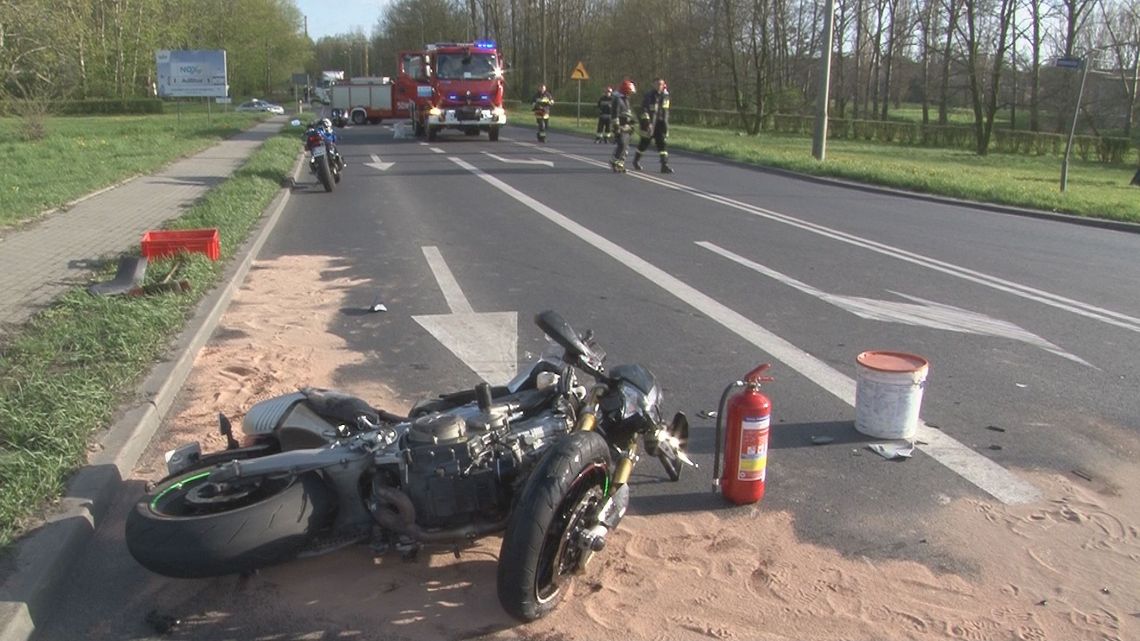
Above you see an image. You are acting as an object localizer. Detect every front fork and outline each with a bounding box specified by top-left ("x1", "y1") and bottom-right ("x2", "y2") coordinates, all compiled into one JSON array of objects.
[{"x1": 574, "y1": 385, "x2": 636, "y2": 572}]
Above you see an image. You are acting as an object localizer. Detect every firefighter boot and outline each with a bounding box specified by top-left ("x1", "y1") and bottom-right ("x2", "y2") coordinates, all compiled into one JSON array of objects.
[
  {"x1": 633, "y1": 151, "x2": 643, "y2": 171},
  {"x1": 594, "y1": 134, "x2": 602, "y2": 143},
  {"x1": 610, "y1": 158, "x2": 626, "y2": 173},
  {"x1": 660, "y1": 152, "x2": 673, "y2": 174}
]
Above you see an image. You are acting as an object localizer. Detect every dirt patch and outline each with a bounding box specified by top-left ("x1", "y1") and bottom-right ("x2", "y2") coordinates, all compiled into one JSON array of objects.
[{"x1": 135, "y1": 254, "x2": 1140, "y2": 641}]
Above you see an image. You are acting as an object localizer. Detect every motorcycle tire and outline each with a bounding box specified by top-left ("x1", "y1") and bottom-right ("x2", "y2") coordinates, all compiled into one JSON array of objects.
[
  {"x1": 125, "y1": 470, "x2": 335, "y2": 578},
  {"x1": 316, "y1": 154, "x2": 334, "y2": 192},
  {"x1": 497, "y1": 430, "x2": 612, "y2": 622}
]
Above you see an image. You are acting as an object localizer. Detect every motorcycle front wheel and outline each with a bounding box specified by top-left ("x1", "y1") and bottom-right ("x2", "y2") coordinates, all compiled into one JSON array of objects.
[
  {"x1": 497, "y1": 431, "x2": 612, "y2": 622},
  {"x1": 126, "y1": 470, "x2": 335, "y2": 578}
]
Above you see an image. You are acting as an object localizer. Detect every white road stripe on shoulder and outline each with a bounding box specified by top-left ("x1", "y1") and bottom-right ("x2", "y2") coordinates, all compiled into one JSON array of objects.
[{"x1": 449, "y1": 155, "x2": 1041, "y2": 505}]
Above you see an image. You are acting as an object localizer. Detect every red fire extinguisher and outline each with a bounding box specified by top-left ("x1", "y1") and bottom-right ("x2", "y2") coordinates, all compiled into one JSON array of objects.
[{"x1": 713, "y1": 364, "x2": 774, "y2": 505}]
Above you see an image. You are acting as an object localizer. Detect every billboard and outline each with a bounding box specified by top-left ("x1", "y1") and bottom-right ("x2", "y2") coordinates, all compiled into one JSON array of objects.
[{"x1": 156, "y1": 50, "x2": 228, "y2": 98}]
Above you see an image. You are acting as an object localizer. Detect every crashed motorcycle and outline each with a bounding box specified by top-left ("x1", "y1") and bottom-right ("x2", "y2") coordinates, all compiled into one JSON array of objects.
[
  {"x1": 302, "y1": 120, "x2": 343, "y2": 192},
  {"x1": 125, "y1": 310, "x2": 694, "y2": 621}
]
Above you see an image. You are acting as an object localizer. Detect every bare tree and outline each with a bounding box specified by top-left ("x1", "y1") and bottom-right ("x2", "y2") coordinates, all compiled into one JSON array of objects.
[
  {"x1": 1099, "y1": 0, "x2": 1140, "y2": 135},
  {"x1": 961, "y1": 0, "x2": 1017, "y2": 153}
]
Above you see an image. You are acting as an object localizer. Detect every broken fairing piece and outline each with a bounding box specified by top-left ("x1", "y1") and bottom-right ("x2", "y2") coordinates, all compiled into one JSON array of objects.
[
  {"x1": 867, "y1": 440, "x2": 915, "y2": 460},
  {"x1": 370, "y1": 303, "x2": 388, "y2": 313},
  {"x1": 88, "y1": 255, "x2": 148, "y2": 296}
]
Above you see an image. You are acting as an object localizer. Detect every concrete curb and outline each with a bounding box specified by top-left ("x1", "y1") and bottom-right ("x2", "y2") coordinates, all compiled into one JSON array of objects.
[{"x1": 0, "y1": 153, "x2": 305, "y2": 641}]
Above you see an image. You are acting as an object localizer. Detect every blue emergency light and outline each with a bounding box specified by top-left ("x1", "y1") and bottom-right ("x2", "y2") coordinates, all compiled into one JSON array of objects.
[{"x1": 474, "y1": 40, "x2": 496, "y2": 49}]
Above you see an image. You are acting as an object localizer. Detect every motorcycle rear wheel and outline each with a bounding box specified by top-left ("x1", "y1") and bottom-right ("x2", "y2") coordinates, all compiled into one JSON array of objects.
[
  {"x1": 316, "y1": 154, "x2": 334, "y2": 192},
  {"x1": 497, "y1": 431, "x2": 612, "y2": 622},
  {"x1": 126, "y1": 470, "x2": 334, "y2": 578}
]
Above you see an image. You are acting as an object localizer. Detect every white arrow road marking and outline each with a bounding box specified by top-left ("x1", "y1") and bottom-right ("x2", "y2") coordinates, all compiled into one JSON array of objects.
[
  {"x1": 364, "y1": 153, "x2": 394, "y2": 171},
  {"x1": 412, "y1": 246, "x2": 518, "y2": 385},
  {"x1": 521, "y1": 142, "x2": 1140, "y2": 335},
  {"x1": 447, "y1": 155, "x2": 1041, "y2": 505},
  {"x1": 429, "y1": 147, "x2": 445, "y2": 154},
  {"x1": 481, "y1": 152, "x2": 554, "y2": 167},
  {"x1": 697, "y1": 242, "x2": 1093, "y2": 368}
]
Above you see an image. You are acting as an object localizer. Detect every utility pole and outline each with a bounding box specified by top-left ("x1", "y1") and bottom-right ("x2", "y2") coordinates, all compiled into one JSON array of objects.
[{"x1": 812, "y1": 0, "x2": 836, "y2": 161}]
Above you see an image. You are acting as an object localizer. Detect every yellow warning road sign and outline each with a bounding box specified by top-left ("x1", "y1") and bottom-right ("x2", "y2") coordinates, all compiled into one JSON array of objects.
[{"x1": 570, "y1": 62, "x2": 589, "y2": 81}]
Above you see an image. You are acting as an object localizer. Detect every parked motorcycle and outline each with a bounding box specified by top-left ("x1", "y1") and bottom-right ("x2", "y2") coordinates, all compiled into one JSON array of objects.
[
  {"x1": 303, "y1": 118, "x2": 344, "y2": 192},
  {"x1": 125, "y1": 311, "x2": 694, "y2": 621}
]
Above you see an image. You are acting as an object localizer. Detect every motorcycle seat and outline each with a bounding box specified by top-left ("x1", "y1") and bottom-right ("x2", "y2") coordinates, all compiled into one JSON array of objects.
[{"x1": 300, "y1": 387, "x2": 405, "y2": 427}]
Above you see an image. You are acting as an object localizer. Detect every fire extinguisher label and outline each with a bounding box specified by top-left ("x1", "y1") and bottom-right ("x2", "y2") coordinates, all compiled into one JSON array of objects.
[{"x1": 738, "y1": 415, "x2": 770, "y2": 481}]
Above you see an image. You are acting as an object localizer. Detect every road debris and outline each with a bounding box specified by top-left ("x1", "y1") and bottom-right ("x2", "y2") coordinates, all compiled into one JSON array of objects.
[
  {"x1": 810, "y1": 435, "x2": 834, "y2": 445},
  {"x1": 986, "y1": 425, "x2": 1007, "y2": 433},
  {"x1": 1072, "y1": 469, "x2": 1094, "y2": 482},
  {"x1": 867, "y1": 441, "x2": 915, "y2": 460}
]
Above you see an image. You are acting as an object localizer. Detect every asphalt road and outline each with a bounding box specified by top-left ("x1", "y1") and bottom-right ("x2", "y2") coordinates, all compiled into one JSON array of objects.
[{"x1": 33, "y1": 122, "x2": 1140, "y2": 640}]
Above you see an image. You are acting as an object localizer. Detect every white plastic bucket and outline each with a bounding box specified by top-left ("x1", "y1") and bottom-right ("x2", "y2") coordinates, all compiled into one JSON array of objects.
[{"x1": 854, "y1": 351, "x2": 930, "y2": 440}]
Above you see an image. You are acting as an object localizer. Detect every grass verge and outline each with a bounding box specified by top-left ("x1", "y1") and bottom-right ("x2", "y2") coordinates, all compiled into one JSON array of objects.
[
  {"x1": 0, "y1": 128, "x2": 300, "y2": 551},
  {"x1": 535, "y1": 113, "x2": 1140, "y2": 224},
  {"x1": 0, "y1": 112, "x2": 267, "y2": 230}
]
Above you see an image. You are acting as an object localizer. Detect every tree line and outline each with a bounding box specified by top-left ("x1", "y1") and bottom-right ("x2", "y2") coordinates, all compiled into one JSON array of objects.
[
  {"x1": 4, "y1": 0, "x2": 1139, "y2": 155},
  {"x1": 352, "y1": 0, "x2": 1139, "y2": 154},
  {"x1": 1, "y1": 0, "x2": 310, "y2": 102}
]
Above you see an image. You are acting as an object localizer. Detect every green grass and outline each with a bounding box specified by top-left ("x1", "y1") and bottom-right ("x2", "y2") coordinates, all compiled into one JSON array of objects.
[
  {"x1": 535, "y1": 112, "x2": 1140, "y2": 223},
  {"x1": 0, "y1": 129, "x2": 299, "y2": 551},
  {"x1": 0, "y1": 111, "x2": 268, "y2": 229}
]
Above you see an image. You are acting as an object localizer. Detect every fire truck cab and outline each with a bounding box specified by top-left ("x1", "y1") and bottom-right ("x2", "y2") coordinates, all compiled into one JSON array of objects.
[{"x1": 417, "y1": 40, "x2": 507, "y2": 142}]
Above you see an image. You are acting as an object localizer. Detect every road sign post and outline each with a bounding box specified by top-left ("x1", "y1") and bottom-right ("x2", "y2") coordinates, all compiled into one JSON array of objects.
[
  {"x1": 1057, "y1": 55, "x2": 1089, "y2": 193},
  {"x1": 571, "y1": 61, "x2": 589, "y2": 127}
]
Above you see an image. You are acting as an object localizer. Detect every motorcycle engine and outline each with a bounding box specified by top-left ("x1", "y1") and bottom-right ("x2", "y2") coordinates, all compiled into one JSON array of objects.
[{"x1": 400, "y1": 406, "x2": 572, "y2": 529}]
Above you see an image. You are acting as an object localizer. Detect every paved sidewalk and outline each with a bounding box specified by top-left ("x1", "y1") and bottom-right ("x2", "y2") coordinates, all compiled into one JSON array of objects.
[
  {"x1": 0, "y1": 116, "x2": 285, "y2": 330},
  {"x1": 0, "y1": 117, "x2": 303, "y2": 641}
]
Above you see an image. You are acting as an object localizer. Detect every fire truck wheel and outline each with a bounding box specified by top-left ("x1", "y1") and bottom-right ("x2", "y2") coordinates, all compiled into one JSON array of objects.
[
  {"x1": 352, "y1": 111, "x2": 367, "y2": 125},
  {"x1": 427, "y1": 126, "x2": 440, "y2": 142},
  {"x1": 488, "y1": 126, "x2": 500, "y2": 142}
]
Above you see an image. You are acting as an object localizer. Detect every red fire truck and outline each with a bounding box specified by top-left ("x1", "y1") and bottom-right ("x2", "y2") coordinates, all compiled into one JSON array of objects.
[
  {"x1": 418, "y1": 40, "x2": 507, "y2": 141},
  {"x1": 328, "y1": 41, "x2": 506, "y2": 142}
]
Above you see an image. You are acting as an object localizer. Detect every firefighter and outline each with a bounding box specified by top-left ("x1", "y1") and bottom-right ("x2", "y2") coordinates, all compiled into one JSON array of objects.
[
  {"x1": 609, "y1": 79, "x2": 636, "y2": 173},
  {"x1": 595, "y1": 85, "x2": 614, "y2": 143},
  {"x1": 531, "y1": 84, "x2": 554, "y2": 142},
  {"x1": 634, "y1": 77, "x2": 673, "y2": 173}
]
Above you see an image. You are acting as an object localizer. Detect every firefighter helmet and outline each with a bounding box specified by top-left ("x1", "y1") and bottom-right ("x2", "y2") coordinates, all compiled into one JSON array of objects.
[{"x1": 620, "y1": 79, "x2": 636, "y2": 95}]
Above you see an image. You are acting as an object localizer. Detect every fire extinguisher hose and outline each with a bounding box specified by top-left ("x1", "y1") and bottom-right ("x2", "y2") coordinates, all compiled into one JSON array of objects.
[{"x1": 711, "y1": 380, "x2": 744, "y2": 492}]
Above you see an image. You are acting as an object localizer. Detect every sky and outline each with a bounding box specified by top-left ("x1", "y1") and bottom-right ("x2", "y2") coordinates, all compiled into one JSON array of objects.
[{"x1": 294, "y1": 0, "x2": 386, "y2": 40}]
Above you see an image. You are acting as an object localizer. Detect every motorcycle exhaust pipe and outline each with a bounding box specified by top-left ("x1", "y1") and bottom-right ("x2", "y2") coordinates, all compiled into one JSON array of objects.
[{"x1": 371, "y1": 485, "x2": 508, "y2": 544}]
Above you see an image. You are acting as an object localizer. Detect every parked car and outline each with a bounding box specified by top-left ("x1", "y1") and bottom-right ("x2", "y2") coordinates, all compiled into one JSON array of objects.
[{"x1": 236, "y1": 99, "x2": 285, "y2": 115}]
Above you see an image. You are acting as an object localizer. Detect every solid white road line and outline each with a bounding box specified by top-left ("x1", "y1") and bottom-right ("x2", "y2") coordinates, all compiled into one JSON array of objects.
[
  {"x1": 521, "y1": 142, "x2": 1140, "y2": 335},
  {"x1": 421, "y1": 246, "x2": 474, "y2": 314},
  {"x1": 449, "y1": 155, "x2": 1042, "y2": 505}
]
